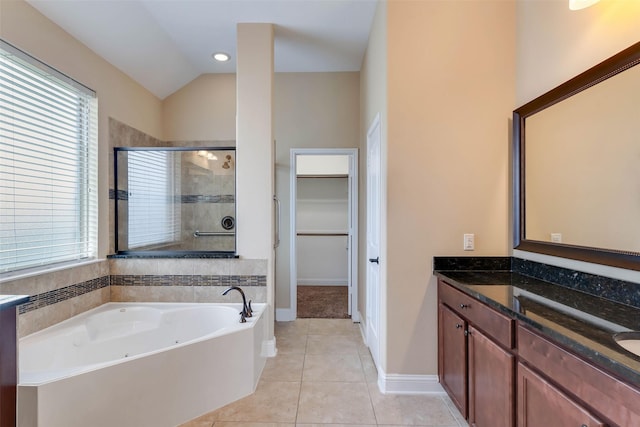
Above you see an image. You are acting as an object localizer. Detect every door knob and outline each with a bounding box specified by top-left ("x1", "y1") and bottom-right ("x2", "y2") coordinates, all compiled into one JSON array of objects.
[{"x1": 369, "y1": 257, "x2": 379, "y2": 264}]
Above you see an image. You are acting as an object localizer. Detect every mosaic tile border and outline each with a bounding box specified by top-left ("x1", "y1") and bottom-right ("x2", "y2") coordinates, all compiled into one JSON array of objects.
[
  {"x1": 110, "y1": 274, "x2": 266, "y2": 287},
  {"x1": 181, "y1": 194, "x2": 235, "y2": 204},
  {"x1": 19, "y1": 276, "x2": 110, "y2": 314},
  {"x1": 17, "y1": 274, "x2": 265, "y2": 315},
  {"x1": 108, "y1": 189, "x2": 234, "y2": 204}
]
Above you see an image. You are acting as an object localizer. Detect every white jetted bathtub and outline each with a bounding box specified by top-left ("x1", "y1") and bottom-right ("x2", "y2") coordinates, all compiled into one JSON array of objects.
[{"x1": 18, "y1": 302, "x2": 268, "y2": 427}]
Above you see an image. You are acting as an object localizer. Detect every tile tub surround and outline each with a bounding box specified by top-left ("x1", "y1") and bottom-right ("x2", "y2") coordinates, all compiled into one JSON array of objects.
[
  {"x1": 109, "y1": 258, "x2": 267, "y2": 304},
  {"x1": 2, "y1": 258, "x2": 267, "y2": 337},
  {"x1": 180, "y1": 319, "x2": 467, "y2": 427},
  {"x1": 434, "y1": 256, "x2": 640, "y2": 309},
  {"x1": 0, "y1": 260, "x2": 111, "y2": 337}
]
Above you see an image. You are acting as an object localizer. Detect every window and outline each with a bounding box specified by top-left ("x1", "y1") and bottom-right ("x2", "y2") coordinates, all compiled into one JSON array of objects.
[
  {"x1": 127, "y1": 150, "x2": 180, "y2": 249},
  {"x1": 0, "y1": 40, "x2": 98, "y2": 274}
]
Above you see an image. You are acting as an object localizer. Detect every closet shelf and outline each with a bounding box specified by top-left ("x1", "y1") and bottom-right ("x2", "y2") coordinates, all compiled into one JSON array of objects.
[
  {"x1": 297, "y1": 232, "x2": 348, "y2": 237},
  {"x1": 296, "y1": 174, "x2": 348, "y2": 179}
]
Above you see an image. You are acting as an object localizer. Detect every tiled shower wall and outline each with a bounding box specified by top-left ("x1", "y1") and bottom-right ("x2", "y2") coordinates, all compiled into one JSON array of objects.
[
  {"x1": 109, "y1": 118, "x2": 236, "y2": 253},
  {"x1": 109, "y1": 118, "x2": 165, "y2": 254},
  {"x1": 0, "y1": 258, "x2": 267, "y2": 338}
]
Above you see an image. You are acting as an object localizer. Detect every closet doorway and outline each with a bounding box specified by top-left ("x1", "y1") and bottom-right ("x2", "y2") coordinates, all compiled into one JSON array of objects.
[{"x1": 290, "y1": 149, "x2": 358, "y2": 321}]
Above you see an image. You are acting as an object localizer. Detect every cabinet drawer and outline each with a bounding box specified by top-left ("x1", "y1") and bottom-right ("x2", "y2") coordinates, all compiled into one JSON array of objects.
[
  {"x1": 439, "y1": 280, "x2": 514, "y2": 349},
  {"x1": 518, "y1": 324, "x2": 640, "y2": 427},
  {"x1": 517, "y1": 363, "x2": 605, "y2": 427}
]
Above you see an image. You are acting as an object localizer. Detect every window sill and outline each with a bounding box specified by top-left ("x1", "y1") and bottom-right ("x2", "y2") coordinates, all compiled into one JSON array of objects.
[{"x1": 0, "y1": 258, "x2": 106, "y2": 284}]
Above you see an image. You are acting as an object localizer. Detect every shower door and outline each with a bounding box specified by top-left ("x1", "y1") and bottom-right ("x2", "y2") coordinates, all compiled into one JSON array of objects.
[{"x1": 114, "y1": 147, "x2": 236, "y2": 254}]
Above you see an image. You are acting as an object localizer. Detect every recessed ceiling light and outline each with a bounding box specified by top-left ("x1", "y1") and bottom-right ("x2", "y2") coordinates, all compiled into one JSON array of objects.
[{"x1": 213, "y1": 52, "x2": 230, "y2": 62}]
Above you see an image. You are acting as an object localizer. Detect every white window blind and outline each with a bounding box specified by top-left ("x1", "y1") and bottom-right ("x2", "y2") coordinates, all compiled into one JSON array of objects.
[
  {"x1": 0, "y1": 40, "x2": 98, "y2": 274},
  {"x1": 127, "y1": 150, "x2": 180, "y2": 248}
]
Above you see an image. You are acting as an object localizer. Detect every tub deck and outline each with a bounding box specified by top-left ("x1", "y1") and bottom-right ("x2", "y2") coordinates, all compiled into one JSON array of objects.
[{"x1": 18, "y1": 302, "x2": 268, "y2": 427}]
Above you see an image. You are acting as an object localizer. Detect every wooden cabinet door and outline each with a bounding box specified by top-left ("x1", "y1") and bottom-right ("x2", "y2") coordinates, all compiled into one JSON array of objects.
[
  {"x1": 438, "y1": 303, "x2": 467, "y2": 418},
  {"x1": 517, "y1": 363, "x2": 606, "y2": 427},
  {"x1": 468, "y1": 325, "x2": 514, "y2": 427},
  {"x1": 0, "y1": 307, "x2": 18, "y2": 427}
]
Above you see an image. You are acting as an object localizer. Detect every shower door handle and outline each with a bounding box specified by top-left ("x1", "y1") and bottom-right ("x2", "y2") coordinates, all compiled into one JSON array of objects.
[{"x1": 274, "y1": 195, "x2": 281, "y2": 249}]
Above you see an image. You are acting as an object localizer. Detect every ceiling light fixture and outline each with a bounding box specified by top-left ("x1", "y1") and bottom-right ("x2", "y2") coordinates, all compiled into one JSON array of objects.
[
  {"x1": 569, "y1": 0, "x2": 599, "y2": 10},
  {"x1": 213, "y1": 52, "x2": 230, "y2": 62}
]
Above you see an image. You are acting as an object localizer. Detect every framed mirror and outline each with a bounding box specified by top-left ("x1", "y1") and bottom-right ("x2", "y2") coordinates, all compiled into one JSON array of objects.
[{"x1": 514, "y1": 41, "x2": 640, "y2": 270}]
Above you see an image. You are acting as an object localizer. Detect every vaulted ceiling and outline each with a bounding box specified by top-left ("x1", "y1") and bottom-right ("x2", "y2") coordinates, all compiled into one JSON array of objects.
[{"x1": 27, "y1": 0, "x2": 378, "y2": 99}]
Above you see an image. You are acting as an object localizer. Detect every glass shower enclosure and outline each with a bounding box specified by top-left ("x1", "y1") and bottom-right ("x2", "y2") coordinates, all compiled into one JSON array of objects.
[{"x1": 114, "y1": 147, "x2": 236, "y2": 255}]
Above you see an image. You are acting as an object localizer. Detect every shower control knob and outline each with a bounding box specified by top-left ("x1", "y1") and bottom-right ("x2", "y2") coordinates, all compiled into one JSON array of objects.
[{"x1": 221, "y1": 216, "x2": 235, "y2": 230}]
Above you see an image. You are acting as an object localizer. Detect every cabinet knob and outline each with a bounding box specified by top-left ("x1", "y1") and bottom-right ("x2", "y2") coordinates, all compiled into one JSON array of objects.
[
  {"x1": 455, "y1": 323, "x2": 462, "y2": 329},
  {"x1": 460, "y1": 303, "x2": 469, "y2": 309}
]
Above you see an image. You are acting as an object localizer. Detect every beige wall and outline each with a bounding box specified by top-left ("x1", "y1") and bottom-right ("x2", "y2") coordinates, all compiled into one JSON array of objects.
[
  {"x1": 359, "y1": 0, "x2": 388, "y2": 366},
  {"x1": 515, "y1": 0, "x2": 640, "y2": 283},
  {"x1": 151, "y1": 70, "x2": 361, "y2": 311},
  {"x1": 0, "y1": 0, "x2": 163, "y2": 261},
  {"x1": 0, "y1": 0, "x2": 164, "y2": 330},
  {"x1": 163, "y1": 73, "x2": 237, "y2": 141},
  {"x1": 516, "y1": 0, "x2": 640, "y2": 106},
  {"x1": 236, "y1": 23, "x2": 274, "y2": 262},
  {"x1": 274, "y1": 72, "x2": 360, "y2": 309},
  {"x1": 235, "y1": 23, "x2": 276, "y2": 339},
  {"x1": 383, "y1": 0, "x2": 516, "y2": 376}
]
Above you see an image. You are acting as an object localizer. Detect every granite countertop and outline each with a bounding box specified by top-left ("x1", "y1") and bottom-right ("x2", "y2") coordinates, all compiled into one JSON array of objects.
[
  {"x1": 0, "y1": 294, "x2": 29, "y2": 310},
  {"x1": 434, "y1": 269, "x2": 640, "y2": 388},
  {"x1": 108, "y1": 252, "x2": 238, "y2": 259}
]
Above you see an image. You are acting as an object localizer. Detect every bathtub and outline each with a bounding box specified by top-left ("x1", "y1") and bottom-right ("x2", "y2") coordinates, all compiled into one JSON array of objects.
[{"x1": 18, "y1": 302, "x2": 268, "y2": 427}]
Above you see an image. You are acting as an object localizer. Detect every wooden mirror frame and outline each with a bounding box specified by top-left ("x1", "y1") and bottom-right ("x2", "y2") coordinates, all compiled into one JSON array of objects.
[{"x1": 513, "y1": 41, "x2": 640, "y2": 270}]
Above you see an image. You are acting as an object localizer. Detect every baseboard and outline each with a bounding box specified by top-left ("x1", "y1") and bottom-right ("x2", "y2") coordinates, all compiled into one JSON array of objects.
[
  {"x1": 376, "y1": 370, "x2": 445, "y2": 395},
  {"x1": 275, "y1": 308, "x2": 296, "y2": 321},
  {"x1": 297, "y1": 279, "x2": 348, "y2": 286},
  {"x1": 262, "y1": 337, "x2": 277, "y2": 358}
]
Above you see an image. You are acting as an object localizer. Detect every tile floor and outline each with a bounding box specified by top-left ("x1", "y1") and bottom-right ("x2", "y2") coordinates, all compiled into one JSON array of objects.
[{"x1": 180, "y1": 318, "x2": 466, "y2": 427}]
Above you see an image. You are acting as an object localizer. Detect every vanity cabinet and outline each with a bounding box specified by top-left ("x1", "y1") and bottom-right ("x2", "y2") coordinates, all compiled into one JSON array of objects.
[
  {"x1": 438, "y1": 304, "x2": 467, "y2": 416},
  {"x1": 0, "y1": 302, "x2": 21, "y2": 427},
  {"x1": 518, "y1": 324, "x2": 640, "y2": 427},
  {"x1": 438, "y1": 280, "x2": 515, "y2": 427},
  {"x1": 468, "y1": 325, "x2": 514, "y2": 427},
  {"x1": 517, "y1": 362, "x2": 605, "y2": 427}
]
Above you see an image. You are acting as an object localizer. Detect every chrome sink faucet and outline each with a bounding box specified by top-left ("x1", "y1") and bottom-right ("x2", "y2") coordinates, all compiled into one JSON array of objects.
[{"x1": 222, "y1": 286, "x2": 252, "y2": 323}]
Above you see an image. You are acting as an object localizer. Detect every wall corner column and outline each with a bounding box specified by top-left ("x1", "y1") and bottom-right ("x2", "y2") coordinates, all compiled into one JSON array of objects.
[{"x1": 236, "y1": 23, "x2": 276, "y2": 335}]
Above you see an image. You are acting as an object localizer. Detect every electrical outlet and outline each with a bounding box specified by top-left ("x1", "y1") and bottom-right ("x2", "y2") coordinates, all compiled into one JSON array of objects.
[
  {"x1": 464, "y1": 234, "x2": 475, "y2": 251},
  {"x1": 551, "y1": 233, "x2": 562, "y2": 243}
]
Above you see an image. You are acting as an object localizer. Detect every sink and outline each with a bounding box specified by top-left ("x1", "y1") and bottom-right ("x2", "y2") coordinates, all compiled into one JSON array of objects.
[{"x1": 613, "y1": 332, "x2": 640, "y2": 357}]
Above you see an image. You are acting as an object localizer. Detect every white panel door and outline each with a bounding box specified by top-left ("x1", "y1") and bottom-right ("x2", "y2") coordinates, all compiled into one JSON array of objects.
[{"x1": 366, "y1": 114, "x2": 381, "y2": 367}]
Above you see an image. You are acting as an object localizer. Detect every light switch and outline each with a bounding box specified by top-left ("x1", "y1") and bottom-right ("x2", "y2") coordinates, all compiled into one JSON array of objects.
[{"x1": 464, "y1": 234, "x2": 475, "y2": 251}]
